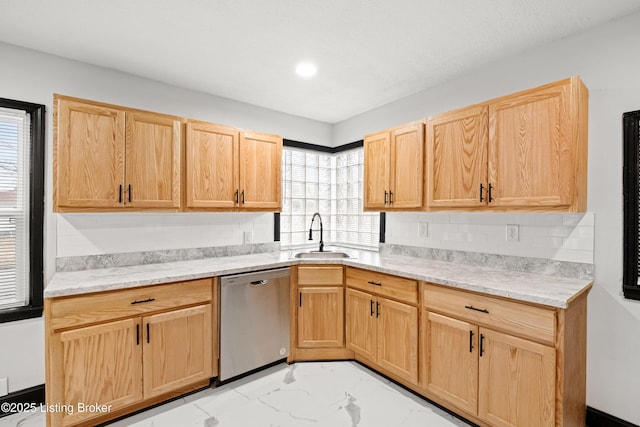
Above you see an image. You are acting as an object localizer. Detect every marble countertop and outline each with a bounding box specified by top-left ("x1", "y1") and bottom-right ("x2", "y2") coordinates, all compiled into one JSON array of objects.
[{"x1": 45, "y1": 248, "x2": 592, "y2": 308}]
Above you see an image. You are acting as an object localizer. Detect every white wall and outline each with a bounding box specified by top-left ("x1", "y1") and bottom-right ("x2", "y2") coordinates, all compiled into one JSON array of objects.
[
  {"x1": 0, "y1": 41, "x2": 332, "y2": 394},
  {"x1": 335, "y1": 12, "x2": 640, "y2": 424}
]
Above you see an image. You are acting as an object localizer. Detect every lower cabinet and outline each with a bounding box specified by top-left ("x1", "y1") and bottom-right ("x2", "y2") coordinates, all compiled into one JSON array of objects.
[
  {"x1": 45, "y1": 278, "x2": 215, "y2": 427},
  {"x1": 292, "y1": 265, "x2": 348, "y2": 360},
  {"x1": 297, "y1": 286, "x2": 344, "y2": 348},
  {"x1": 345, "y1": 285, "x2": 419, "y2": 384},
  {"x1": 423, "y1": 311, "x2": 556, "y2": 426}
]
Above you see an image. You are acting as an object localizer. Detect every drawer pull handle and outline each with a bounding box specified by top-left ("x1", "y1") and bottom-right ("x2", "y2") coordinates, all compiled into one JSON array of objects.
[
  {"x1": 131, "y1": 298, "x2": 156, "y2": 305},
  {"x1": 465, "y1": 305, "x2": 489, "y2": 314},
  {"x1": 367, "y1": 281, "x2": 382, "y2": 286}
]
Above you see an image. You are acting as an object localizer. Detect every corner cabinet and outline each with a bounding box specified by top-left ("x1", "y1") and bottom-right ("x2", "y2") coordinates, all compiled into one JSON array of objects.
[
  {"x1": 290, "y1": 265, "x2": 352, "y2": 361},
  {"x1": 364, "y1": 121, "x2": 424, "y2": 211},
  {"x1": 425, "y1": 76, "x2": 588, "y2": 212},
  {"x1": 185, "y1": 121, "x2": 282, "y2": 211},
  {"x1": 54, "y1": 95, "x2": 181, "y2": 212},
  {"x1": 45, "y1": 278, "x2": 217, "y2": 427},
  {"x1": 345, "y1": 267, "x2": 419, "y2": 384}
]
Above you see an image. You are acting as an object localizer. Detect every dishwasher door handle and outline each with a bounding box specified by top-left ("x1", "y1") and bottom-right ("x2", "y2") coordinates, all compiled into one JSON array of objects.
[{"x1": 250, "y1": 279, "x2": 269, "y2": 287}]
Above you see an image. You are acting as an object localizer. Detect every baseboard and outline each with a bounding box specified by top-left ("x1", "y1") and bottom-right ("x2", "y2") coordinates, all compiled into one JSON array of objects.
[
  {"x1": 587, "y1": 406, "x2": 639, "y2": 427},
  {"x1": 0, "y1": 384, "x2": 45, "y2": 418}
]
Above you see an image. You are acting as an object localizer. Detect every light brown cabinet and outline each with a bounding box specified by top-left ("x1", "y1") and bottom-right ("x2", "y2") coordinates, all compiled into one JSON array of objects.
[
  {"x1": 45, "y1": 278, "x2": 216, "y2": 427},
  {"x1": 294, "y1": 266, "x2": 344, "y2": 349},
  {"x1": 345, "y1": 268, "x2": 419, "y2": 384},
  {"x1": 426, "y1": 76, "x2": 588, "y2": 212},
  {"x1": 54, "y1": 95, "x2": 181, "y2": 212},
  {"x1": 364, "y1": 121, "x2": 424, "y2": 210},
  {"x1": 421, "y1": 282, "x2": 585, "y2": 427},
  {"x1": 185, "y1": 122, "x2": 282, "y2": 211}
]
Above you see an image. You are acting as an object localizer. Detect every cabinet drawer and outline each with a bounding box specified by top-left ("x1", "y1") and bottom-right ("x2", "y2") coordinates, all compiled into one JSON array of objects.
[
  {"x1": 423, "y1": 283, "x2": 555, "y2": 344},
  {"x1": 49, "y1": 278, "x2": 213, "y2": 331},
  {"x1": 346, "y1": 267, "x2": 418, "y2": 305},
  {"x1": 297, "y1": 266, "x2": 344, "y2": 286}
]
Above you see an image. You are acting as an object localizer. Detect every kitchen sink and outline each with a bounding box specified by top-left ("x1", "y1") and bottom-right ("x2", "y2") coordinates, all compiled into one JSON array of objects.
[{"x1": 293, "y1": 251, "x2": 351, "y2": 259}]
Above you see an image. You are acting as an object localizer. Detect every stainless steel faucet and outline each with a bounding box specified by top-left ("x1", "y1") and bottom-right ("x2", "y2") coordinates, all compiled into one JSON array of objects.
[{"x1": 308, "y1": 212, "x2": 324, "y2": 252}]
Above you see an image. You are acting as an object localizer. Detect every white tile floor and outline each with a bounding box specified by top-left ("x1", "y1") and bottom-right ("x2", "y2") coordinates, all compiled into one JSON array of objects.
[{"x1": 0, "y1": 362, "x2": 473, "y2": 427}]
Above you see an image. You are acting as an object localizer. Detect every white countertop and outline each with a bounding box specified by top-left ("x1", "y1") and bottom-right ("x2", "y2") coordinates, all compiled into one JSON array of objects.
[{"x1": 45, "y1": 248, "x2": 592, "y2": 308}]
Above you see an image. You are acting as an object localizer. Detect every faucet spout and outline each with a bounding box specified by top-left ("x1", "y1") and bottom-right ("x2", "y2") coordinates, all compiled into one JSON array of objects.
[{"x1": 308, "y1": 212, "x2": 324, "y2": 252}]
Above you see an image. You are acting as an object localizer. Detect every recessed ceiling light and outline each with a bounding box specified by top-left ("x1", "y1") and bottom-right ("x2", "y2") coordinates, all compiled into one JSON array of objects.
[{"x1": 295, "y1": 62, "x2": 317, "y2": 78}]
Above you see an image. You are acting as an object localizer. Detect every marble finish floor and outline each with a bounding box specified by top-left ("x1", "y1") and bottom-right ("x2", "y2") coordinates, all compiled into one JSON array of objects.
[{"x1": 0, "y1": 362, "x2": 473, "y2": 427}]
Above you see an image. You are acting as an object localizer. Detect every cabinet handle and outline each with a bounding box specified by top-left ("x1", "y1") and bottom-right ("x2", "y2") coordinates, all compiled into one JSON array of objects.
[
  {"x1": 479, "y1": 183, "x2": 484, "y2": 202},
  {"x1": 128, "y1": 184, "x2": 132, "y2": 203},
  {"x1": 118, "y1": 185, "x2": 123, "y2": 203},
  {"x1": 242, "y1": 189, "x2": 245, "y2": 204},
  {"x1": 480, "y1": 333, "x2": 485, "y2": 357},
  {"x1": 370, "y1": 299, "x2": 374, "y2": 316},
  {"x1": 376, "y1": 301, "x2": 380, "y2": 318},
  {"x1": 367, "y1": 281, "x2": 382, "y2": 287},
  {"x1": 146, "y1": 323, "x2": 150, "y2": 344},
  {"x1": 389, "y1": 191, "x2": 393, "y2": 204},
  {"x1": 465, "y1": 305, "x2": 489, "y2": 314},
  {"x1": 488, "y1": 183, "x2": 494, "y2": 203},
  {"x1": 469, "y1": 330, "x2": 474, "y2": 353},
  {"x1": 384, "y1": 191, "x2": 388, "y2": 205},
  {"x1": 131, "y1": 298, "x2": 156, "y2": 305},
  {"x1": 136, "y1": 324, "x2": 140, "y2": 345},
  {"x1": 299, "y1": 292, "x2": 302, "y2": 307},
  {"x1": 235, "y1": 189, "x2": 239, "y2": 204}
]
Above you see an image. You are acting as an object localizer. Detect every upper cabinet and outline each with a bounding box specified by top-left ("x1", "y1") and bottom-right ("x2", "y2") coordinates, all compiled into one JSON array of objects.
[
  {"x1": 426, "y1": 76, "x2": 588, "y2": 212},
  {"x1": 185, "y1": 122, "x2": 282, "y2": 211},
  {"x1": 364, "y1": 121, "x2": 424, "y2": 211},
  {"x1": 54, "y1": 95, "x2": 181, "y2": 212},
  {"x1": 54, "y1": 95, "x2": 282, "y2": 212}
]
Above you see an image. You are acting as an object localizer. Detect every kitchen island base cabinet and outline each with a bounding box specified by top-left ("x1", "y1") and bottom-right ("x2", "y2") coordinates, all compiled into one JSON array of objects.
[{"x1": 45, "y1": 278, "x2": 216, "y2": 427}]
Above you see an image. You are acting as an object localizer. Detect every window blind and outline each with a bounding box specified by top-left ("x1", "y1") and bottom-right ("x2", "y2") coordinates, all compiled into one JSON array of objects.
[
  {"x1": 281, "y1": 146, "x2": 379, "y2": 249},
  {"x1": 0, "y1": 107, "x2": 30, "y2": 310}
]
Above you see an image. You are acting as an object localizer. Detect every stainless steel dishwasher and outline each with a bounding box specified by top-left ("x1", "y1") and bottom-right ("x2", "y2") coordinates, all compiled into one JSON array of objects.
[{"x1": 219, "y1": 267, "x2": 290, "y2": 381}]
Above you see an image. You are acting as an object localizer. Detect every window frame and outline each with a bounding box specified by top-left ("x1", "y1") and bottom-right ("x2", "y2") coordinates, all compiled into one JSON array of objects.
[
  {"x1": 623, "y1": 109, "x2": 640, "y2": 301},
  {"x1": 0, "y1": 98, "x2": 45, "y2": 323},
  {"x1": 277, "y1": 139, "x2": 385, "y2": 248}
]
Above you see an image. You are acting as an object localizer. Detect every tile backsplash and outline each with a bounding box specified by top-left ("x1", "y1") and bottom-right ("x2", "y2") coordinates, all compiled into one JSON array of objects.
[
  {"x1": 56, "y1": 212, "x2": 274, "y2": 257},
  {"x1": 386, "y1": 212, "x2": 594, "y2": 264}
]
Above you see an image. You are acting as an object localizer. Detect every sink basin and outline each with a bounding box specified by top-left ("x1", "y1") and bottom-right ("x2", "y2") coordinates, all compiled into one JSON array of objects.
[{"x1": 293, "y1": 251, "x2": 351, "y2": 259}]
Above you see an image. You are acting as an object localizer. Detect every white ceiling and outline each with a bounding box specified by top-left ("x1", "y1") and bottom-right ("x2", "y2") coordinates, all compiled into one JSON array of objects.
[{"x1": 1, "y1": 0, "x2": 640, "y2": 123}]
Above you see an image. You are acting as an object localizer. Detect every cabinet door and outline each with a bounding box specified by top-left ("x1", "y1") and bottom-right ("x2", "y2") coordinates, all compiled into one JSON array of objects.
[
  {"x1": 54, "y1": 318, "x2": 142, "y2": 426},
  {"x1": 345, "y1": 288, "x2": 377, "y2": 360},
  {"x1": 488, "y1": 80, "x2": 573, "y2": 208},
  {"x1": 389, "y1": 122, "x2": 424, "y2": 208},
  {"x1": 239, "y1": 131, "x2": 282, "y2": 209},
  {"x1": 427, "y1": 105, "x2": 488, "y2": 208},
  {"x1": 143, "y1": 305, "x2": 212, "y2": 398},
  {"x1": 478, "y1": 328, "x2": 556, "y2": 427},
  {"x1": 125, "y1": 112, "x2": 181, "y2": 208},
  {"x1": 56, "y1": 99, "x2": 125, "y2": 209},
  {"x1": 377, "y1": 297, "x2": 418, "y2": 383},
  {"x1": 297, "y1": 287, "x2": 344, "y2": 348},
  {"x1": 363, "y1": 130, "x2": 390, "y2": 210},
  {"x1": 423, "y1": 312, "x2": 478, "y2": 415},
  {"x1": 186, "y1": 122, "x2": 239, "y2": 209}
]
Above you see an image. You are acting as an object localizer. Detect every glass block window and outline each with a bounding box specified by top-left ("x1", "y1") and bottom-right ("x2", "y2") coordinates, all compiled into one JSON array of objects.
[{"x1": 281, "y1": 146, "x2": 379, "y2": 250}]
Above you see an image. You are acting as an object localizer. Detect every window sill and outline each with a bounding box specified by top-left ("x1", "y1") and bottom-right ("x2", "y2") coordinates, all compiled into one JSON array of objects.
[{"x1": 0, "y1": 305, "x2": 43, "y2": 324}]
